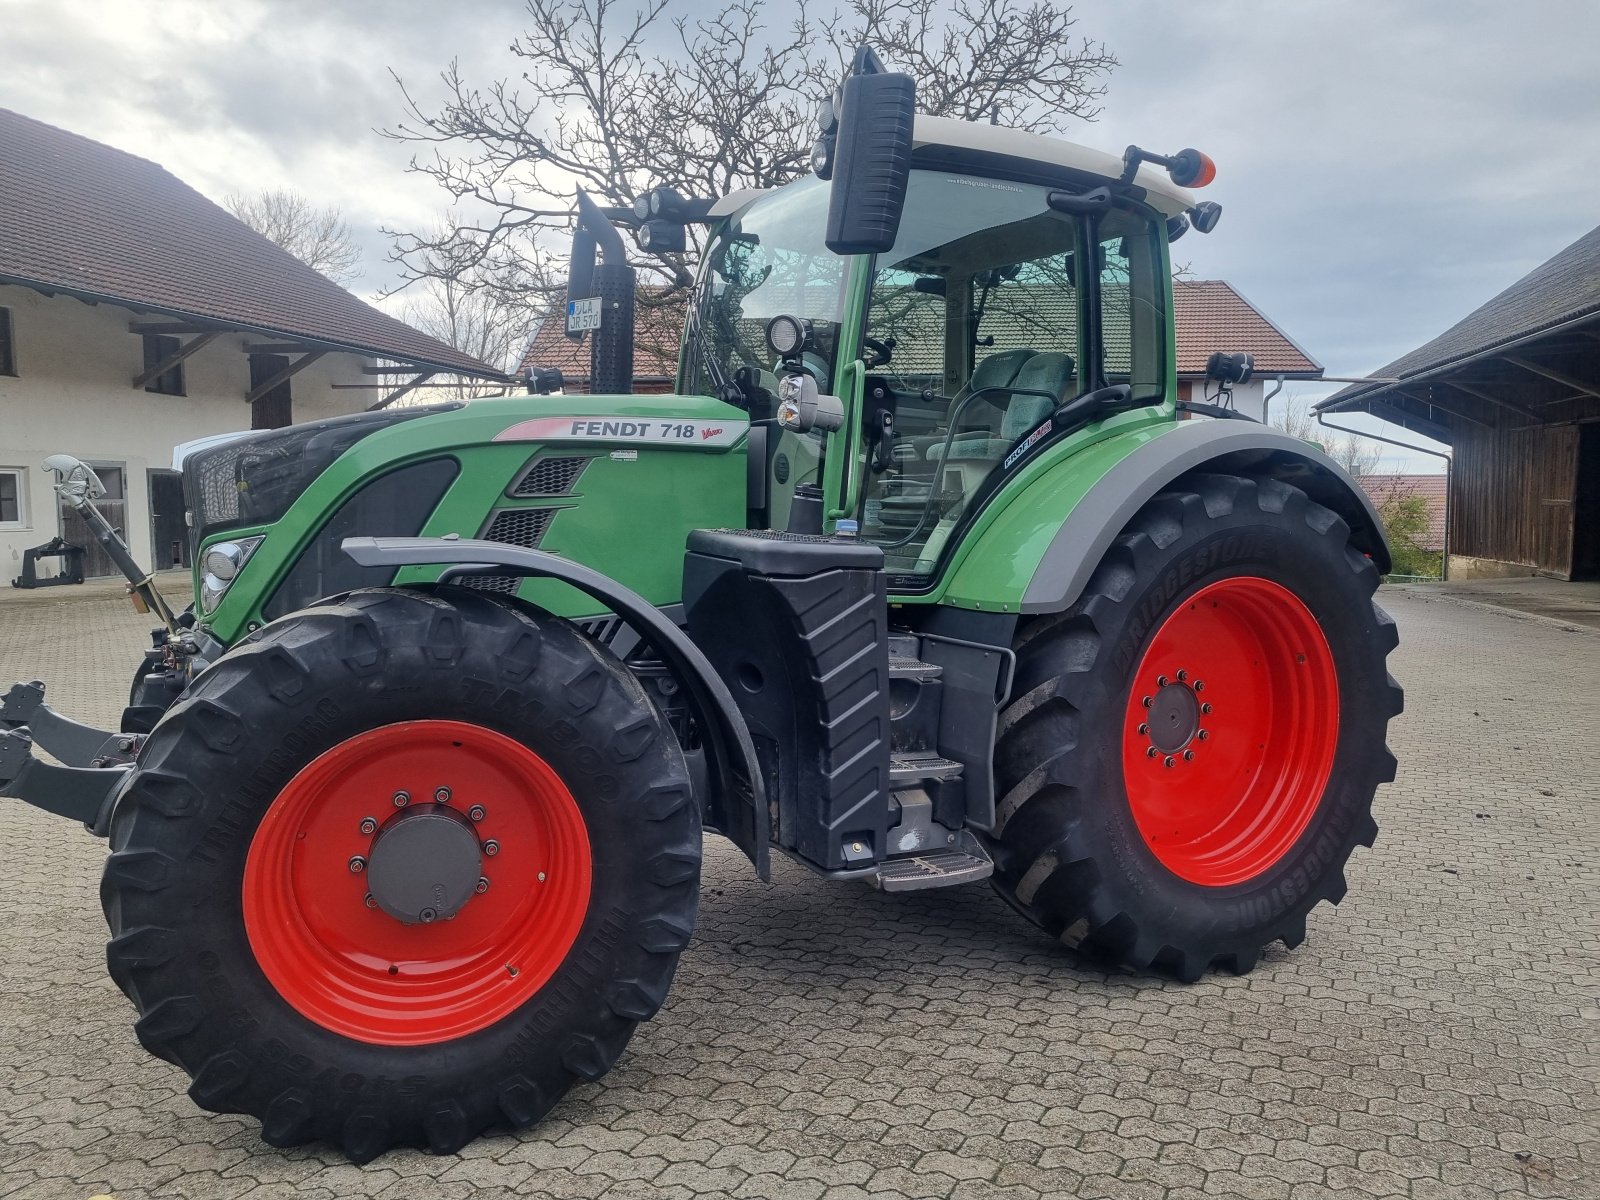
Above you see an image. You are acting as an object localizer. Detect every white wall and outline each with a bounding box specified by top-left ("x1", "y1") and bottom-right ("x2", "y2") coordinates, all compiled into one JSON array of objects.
[{"x1": 0, "y1": 284, "x2": 374, "y2": 578}]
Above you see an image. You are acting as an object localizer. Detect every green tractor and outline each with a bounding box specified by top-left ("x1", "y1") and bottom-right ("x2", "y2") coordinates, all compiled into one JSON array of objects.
[{"x1": 2, "y1": 51, "x2": 1399, "y2": 1161}]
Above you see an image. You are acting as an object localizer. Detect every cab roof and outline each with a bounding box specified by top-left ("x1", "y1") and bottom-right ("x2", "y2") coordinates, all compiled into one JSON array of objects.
[{"x1": 707, "y1": 114, "x2": 1199, "y2": 221}]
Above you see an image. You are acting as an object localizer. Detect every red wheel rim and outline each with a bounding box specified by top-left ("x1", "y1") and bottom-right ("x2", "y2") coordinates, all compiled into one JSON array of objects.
[
  {"x1": 1121, "y1": 576, "x2": 1339, "y2": 887},
  {"x1": 242, "y1": 720, "x2": 591, "y2": 1045}
]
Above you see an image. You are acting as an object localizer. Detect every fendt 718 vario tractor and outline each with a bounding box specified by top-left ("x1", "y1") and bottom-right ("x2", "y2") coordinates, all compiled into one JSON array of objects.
[{"x1": 2, "y1": 52, "x2": 1399, "y2": 1160}]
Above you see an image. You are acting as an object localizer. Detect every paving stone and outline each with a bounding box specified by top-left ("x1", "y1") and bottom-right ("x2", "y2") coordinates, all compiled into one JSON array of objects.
[{"x1": 1, "y1": 583, "x2": 1596, "y2": 1200}]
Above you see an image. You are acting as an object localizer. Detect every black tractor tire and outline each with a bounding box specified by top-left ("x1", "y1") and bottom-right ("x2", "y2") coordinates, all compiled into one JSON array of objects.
[
  {"x1": 102, "y1": 587, "x2": 700, "y2": 1161},
  {"x1": 989, "y1": 473, "x2": 1401, "y2": 981}
]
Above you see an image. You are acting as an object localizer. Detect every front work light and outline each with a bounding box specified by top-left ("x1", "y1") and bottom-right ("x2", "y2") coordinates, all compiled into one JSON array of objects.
[
  {"x1": 777, "y1": 372, "x2": 845, "y2": 433},
  {"x1": 766, "y1": 314, "x2": 812, "y2": 360}
]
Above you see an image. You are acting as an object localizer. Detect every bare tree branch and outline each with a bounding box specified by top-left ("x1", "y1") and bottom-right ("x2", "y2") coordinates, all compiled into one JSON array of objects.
[
  {"x1": 225, "y1": 189, "x2": 364, "y2": 285},
  {"x1": 383, "y1": 0, "x2": 1116, "y2": 314}
]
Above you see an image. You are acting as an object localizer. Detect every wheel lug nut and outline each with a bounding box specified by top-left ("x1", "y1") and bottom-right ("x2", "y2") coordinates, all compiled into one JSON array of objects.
[
  {"x1": 348, "y1": 856, "x2": 366, "y2": 874},
  {"x1": 1176, "y1": 669, "x2": 1188, "y2": 682},
  {"x1": 1183, "y1": 750, "x2": 1195, "y2": 761},
  {"x1": 1137, "y1": 723, "x2": 1148, "y2": 735},
  {"x1": 419, "y1": 908, "x2": 437, "y2": 924},
  {"x1": 1193, "y1": 681, "x2": 1205, "y2": 692},
  {"x1": 476, "y1": 877, "x2": 490, "y2": 894},
  {"x1": 1141, "y1": 696, "x2": 1153, "y2": 708},
  {"x1": 434, "y1": 787, "x2": 452, "y2": 804},
  {"x1": 1201, "y1": 702, "x2": 1213, "y2": 715},
  {"x1": 359, "y1": 816, "x2": 377, "y2": 836},
  {"x1": 1146, "y1": 746, "x2": 1159, "y2": 759},
  {"x1": 393, "y1": 791, "x2": 410, "y2": 808},
  {"x1": 1163, "y1": 756, "x2": 1176, "y2": 769},
  {"x1": 364, "y1": 893, "x2": 377, "y2": 909},
  {"x1": 1157, "y1": 675, "x2": 1169, "y2": 687},
  {"x1": 468, "y1": 805, "x2": 486, "y2": 823},
  {"x1": 483, "y1": 839, "x2": 501, "y2": 857},
  {"x1": 1198, "y1": 729, "x2": 1209, "y2": 741}
]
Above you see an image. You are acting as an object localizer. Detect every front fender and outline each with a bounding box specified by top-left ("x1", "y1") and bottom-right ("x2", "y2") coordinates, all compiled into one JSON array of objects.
[
  {"x1": 1017, "y1": 421, "x2": 1391, "y2": 614},
  {"x1": 342, "y1": 536, "x2": 769, "y2": 878}
]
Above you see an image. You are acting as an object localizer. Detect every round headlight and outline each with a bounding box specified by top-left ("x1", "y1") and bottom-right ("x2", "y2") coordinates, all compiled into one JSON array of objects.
[
  {"x1": 810, "y1": 136, "x2": 834, "y2": 180},
  {"x1": 202, "y1": 542, "x2": 243, "y2": 582},
  {"x1": 765, "y1": 314, "x2": 810, "y2": 359}
]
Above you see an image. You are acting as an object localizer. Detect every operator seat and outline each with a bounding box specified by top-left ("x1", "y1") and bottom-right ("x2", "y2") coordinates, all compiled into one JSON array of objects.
[
  {"x1": 935, "y1": 351, "x2": 1077, "y2": 463},
  {"x1": 904, "y1": 348, "x2": 1035, "y2": 462}
]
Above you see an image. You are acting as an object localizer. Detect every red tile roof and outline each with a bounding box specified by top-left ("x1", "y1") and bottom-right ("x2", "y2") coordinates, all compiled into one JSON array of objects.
[
  {"x1": 1173, "y1": 280, "x2": 1321, "y2": 376},
  {"x1": 518, "y1": 301, "x2": 686, "y2": 383},
  {"x1": 0, "y1": 107, "x2": 498, "y2": 377},
  {"x1": 1359, "y1": 473, "x2": 1447, "y2": 550},
  {"x1": 526, "y1": 279, "x2": 1320, "y2": 386}
]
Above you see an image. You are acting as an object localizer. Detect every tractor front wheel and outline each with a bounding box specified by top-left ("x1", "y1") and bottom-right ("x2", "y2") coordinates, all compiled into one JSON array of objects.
[
  {"x1": 990, "y1": 473, "x2": 1401, "y2": 980},
  {"x1": 102, "y1": 588, "x2": 699, "y2": 1160}
]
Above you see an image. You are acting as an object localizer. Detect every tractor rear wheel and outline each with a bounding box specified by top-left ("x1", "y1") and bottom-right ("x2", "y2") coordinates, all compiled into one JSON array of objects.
[
  {"x1": 989, "y1": 473, "x2": 1401, "y2": 980},
  {"x1": 102, "y1": 587, "x2": 699, "y2": 1160}
]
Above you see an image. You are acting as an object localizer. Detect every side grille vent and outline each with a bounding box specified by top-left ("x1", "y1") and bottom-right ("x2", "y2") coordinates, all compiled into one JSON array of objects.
[
  {"x1": 483, "y1": 507, "x2": 556, "y2": 550},
  {"x1": 512, "y1": 456, "x2": 590, "y2": 497},
  {"x1": 458, "y1": 575, "x2": 520, "y2": 594},
  {"x1": 576, "y1": 615, "x2": 625, "y2": 645},
  {"x1": 462, "y1": 506, "x2": 559, "y2": 594}
]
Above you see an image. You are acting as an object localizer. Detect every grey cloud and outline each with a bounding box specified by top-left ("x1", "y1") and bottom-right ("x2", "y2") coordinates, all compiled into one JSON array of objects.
[{"x1": 3, "y1": 0, "x2": 1596, "y2": 455}]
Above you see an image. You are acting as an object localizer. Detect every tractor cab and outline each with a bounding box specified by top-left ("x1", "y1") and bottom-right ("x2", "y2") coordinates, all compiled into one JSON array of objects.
[{"x1": 680, "y1": 145, "x2": 1184, "y2": 580}]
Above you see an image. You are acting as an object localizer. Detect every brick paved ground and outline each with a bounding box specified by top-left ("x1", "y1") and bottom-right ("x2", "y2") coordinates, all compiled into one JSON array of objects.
[{"x1": 1, "y1": 585, "x2": 1595, "y2": 1200}]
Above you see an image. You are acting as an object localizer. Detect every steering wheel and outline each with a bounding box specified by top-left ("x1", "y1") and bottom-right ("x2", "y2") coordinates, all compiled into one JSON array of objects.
[{"x1": 863, "y1": 336, "x2": 895, "y2": 368}]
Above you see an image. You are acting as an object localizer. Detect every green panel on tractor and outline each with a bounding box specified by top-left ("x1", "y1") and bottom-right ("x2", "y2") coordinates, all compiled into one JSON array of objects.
[
  {"x1": 921, "y1": 407, "x2": 1178, "y2": 612},
  {"x1": 201, "y1": 394, "x2": 749, "y2": 644}
]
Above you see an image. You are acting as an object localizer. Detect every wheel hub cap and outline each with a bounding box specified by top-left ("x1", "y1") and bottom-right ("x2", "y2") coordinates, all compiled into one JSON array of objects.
[
  {"x1": 1146, "y1": 682, "x2": 1200, "y2": 753},
  {"x1": 367, "y1": 805, "x2": 483, "y2": 924}
]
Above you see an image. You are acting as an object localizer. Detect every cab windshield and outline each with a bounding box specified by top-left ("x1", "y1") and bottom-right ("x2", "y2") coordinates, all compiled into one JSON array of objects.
[
  {"x1": 684, "y1": 176, "x2": 847, "y2": 400},
  {"x1": 861, "y1": 171, "x2": 1167, "y2": 579}
]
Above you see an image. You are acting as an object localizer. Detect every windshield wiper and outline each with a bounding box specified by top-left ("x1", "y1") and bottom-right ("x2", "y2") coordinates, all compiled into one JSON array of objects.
[{"x1": 684, "y1": 286, "x2": 746, "y2": 408}]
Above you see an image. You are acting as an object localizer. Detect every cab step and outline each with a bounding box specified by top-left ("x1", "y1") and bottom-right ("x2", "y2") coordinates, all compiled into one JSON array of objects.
[
  {"x1": 887, "y1": 654, "x2": 943, "y2": 682},
  {"x1": 871, "y1": 830, "x2": 994, "y2": 892},
  {"x1": 889, "y1": 751, "x2": 963, "y2": 785}
]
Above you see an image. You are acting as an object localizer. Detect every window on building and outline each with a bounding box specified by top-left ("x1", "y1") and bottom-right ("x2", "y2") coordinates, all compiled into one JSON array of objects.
[
  {"x1": 0, "y1": 469, "x2": 25, "y2": 528},
  {"x1": 142, "y1": 333, "x2": 186, "y2": 395},
  {"x1": 0, "y1": 307, "x2": 15, "y2": 376}
]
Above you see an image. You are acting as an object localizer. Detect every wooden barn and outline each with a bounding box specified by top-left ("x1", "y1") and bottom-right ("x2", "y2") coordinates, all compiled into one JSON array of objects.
[{"x1": 1319, "y1": 224, "x2": 1600, "y2": 581}]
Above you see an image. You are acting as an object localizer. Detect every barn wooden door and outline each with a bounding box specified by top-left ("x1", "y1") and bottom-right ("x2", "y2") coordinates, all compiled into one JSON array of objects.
[
  {"x1": 250, "y1": 353, "x2": 293, "y2": 430},
  {"x1": 147, "y1": 468, "x2": 189, "y2": 568},
  {"x1": 59, "y1": 462, "x2": 126, "y2": 578}
]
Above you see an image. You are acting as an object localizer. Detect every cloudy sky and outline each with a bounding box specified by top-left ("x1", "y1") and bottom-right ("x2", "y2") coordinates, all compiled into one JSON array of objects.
[{"x1": 4, "y1": 0, "x2": 1597, "y2": 468}]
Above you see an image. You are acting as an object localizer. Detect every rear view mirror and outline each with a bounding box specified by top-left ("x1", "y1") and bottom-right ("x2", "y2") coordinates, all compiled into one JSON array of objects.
[{"x1": 823, "y1": 47, "x2": 916, "y2": 256}]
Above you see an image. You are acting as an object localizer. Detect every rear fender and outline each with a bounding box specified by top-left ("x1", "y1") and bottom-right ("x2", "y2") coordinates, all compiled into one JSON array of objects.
[
  {"x1": 342, "y1": 536, "x2": 769, "y2": 878},
  {"x1": 1021, "y1": 421, "x2": 1391, "y2": 614}
]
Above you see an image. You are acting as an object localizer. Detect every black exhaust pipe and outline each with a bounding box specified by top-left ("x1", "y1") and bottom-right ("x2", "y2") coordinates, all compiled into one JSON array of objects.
[{"x1": 570, "y1": 191, "x2": 636, "y2": 395}]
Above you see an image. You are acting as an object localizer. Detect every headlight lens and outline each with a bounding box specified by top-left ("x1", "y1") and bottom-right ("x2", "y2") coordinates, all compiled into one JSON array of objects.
[
  {"x1": 201, "y1": 541, "x2": 244, "y2": 582},
  {"x1": 199, "y1": 535, "x2": 262, "y2": 611}
]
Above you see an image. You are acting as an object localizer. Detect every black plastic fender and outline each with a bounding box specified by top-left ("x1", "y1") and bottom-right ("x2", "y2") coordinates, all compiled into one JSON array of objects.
[
  {"x1": 342, "y1": 536, "x2": 769, "y2": 877},
  {"x1": 1021, "y1": 421, "x2": 1392, "y2": 614}
]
